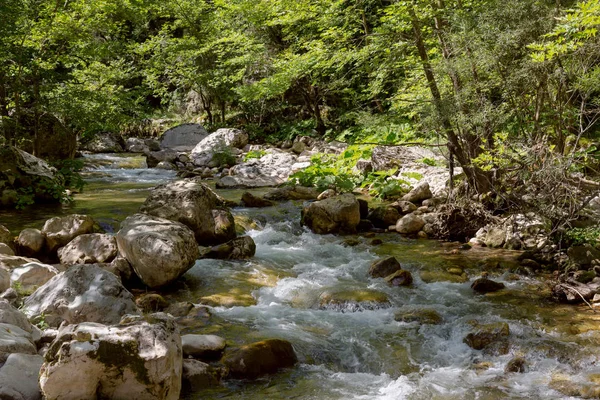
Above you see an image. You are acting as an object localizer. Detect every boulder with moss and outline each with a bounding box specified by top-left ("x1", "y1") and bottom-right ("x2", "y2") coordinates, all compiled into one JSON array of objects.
[{"x1": 301, "y1": 193, "x2": 361, "y2": 234}]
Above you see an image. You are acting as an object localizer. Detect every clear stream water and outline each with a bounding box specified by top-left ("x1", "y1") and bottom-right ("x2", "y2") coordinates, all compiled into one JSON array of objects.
[{"x1": 3, "y1": 153, "x2": 600, "y2": 399}]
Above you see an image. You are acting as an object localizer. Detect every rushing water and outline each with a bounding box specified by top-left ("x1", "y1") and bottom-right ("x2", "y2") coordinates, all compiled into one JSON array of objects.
[{"x1": 3, "y1": 153, "x2": 600, "y2": 399}]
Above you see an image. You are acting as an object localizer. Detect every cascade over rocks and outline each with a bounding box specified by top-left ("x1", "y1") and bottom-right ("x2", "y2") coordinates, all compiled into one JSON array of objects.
[
  {"x1": 191, "y1": 128, "x2": 248, "y2": 167},
  {"x1": 301, "y1": 193, "x2": 361, "y2": 234},
  {"x1": 140, "y1": 178, "x2": 235, "y2": 245},
  {"x1": 222, "y1": 339, "x2": 297, "y2": 380},
  {"x1": 40, "y1": 315, "x2": 182, "y2": 400},
  {"x1": 0, "y1": 147, "x2": 63, "y2": 207},
  {"x1": 42, "y1": 214, "x2": 96, "y2": 253},
  {"x1": 116, "y1": 214, "x2": 200, "y2": 288},
  {"x1": 23, "y1": 264, "x2": 140, "y2": 327},
  {"x1": 57, "y1": 233, "x2": 118, "y2": 264},
  {"x1": 159, "y1": 123, "x2": 209, "y2": 151}
]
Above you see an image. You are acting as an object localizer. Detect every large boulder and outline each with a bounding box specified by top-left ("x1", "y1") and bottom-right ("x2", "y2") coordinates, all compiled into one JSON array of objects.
[
  {"x1": 222, "y1": 339, "x2": 297, "y2": 380},
  {"x1": 57, "y1": 233, "x2": 118, "y2": 264},
  {"x1": 80, "y1": 132, "x2": 125, "y2": 153},
  {"x1": 216, "y1": 151, "x2": 297, "y2": 189},
  {"x1": 301, "y1": 193, "x2": 361, "y2": 234},
  {"x1": 23, "y1": 264, "x2": 140, "y2": 328},
  {"x1": 41, "y1": 214, "x2": 95, "y2": 253},
  {"x1": 395, "y1": 213, "x2": 425, "y2": 234},
  {"x1": 140, "y1": 179, "x2": 236, "y2": 245},
  {"x1": 191, "y1": 128, "x2": 248, "y2": 167},
  {"x1": 116, "y1": 214, "x2": 200, "y2": 288},
  {"x1": 0, "y1": 323, "x2": 37, "y2": 362},
  {"x1": 160, "y1": 123, "x2": 209, "y2": 151},
  {"x1": 40, "y1": 316, "x2": 182, "y2": 400},
  {"x1": 0, "y1": 353, "x2": 43, "y2": 400},
  {"x1": 0, "y1": 147, "x2": 63, "y2": 207}
]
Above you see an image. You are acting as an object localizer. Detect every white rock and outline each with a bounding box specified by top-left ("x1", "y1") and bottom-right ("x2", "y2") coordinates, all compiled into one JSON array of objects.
[
  {"x1": 395, "y1": 214, "x2": 426, "y2": 234},
  {"x1": 116, "y1": 214, "x2": 200, "y2": 288},
  {"x1": 191, "y1": 128, "x2": 248, "y2": 166},
  {"x1": 11, "y1": 262, "x2": 59, "y2": 293},
  {"x1": 23, "y1": 264, "x2": 139, "y2": 328},
  {"x1": 57, "y1": 233, "x2": 118, "y2": 264},
  {"x1": 42, "y1": 214, "x2": 95, "y2": 253}
]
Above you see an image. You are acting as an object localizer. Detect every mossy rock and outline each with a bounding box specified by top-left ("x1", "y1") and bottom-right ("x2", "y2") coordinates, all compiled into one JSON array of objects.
[
  {"x1": 394, "y1": 309, "x2": 442, "y2": 325},
  {"x1": 200, "y1": 290, "x2": 257, "y2": 307},
  {"x1": 420, "y1": 270, "x2": 468, "y2": 283}
]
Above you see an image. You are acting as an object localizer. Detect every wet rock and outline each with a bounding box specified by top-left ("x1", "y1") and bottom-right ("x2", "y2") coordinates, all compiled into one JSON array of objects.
[
  {"x1": 264, "y1": 185, "x2": 319, "y2": 201},
  {"x1": 135, "y1": 294, "x2": 169, "y2": 313},
  {"x1": 222, "y1": 339, "x2": 297, "y2": 380},
  {"x1": 182, "y1": 359, "x2": 221, "y2": 391},
  {"x1": 471, "y1": 277, "x2": 505, "y2": 294},
  {"x1": 402, "y1": 182, "x2": 432, "y2": 204},
  {"x1": 10, "y1": 262, "x2": 59, "y2": 293},
  {"x1": 463, "y1": 321, "x2": 509, "y2": 354},
  {"x1": 182, "y1": 334, "x2": 226, "y2": 361},
  {"x1": 318, "y1": 289, "x2": 390, "y2": 312},
  {"x1": 199, "y1": 292, "x2": 256, "y2": 308},
  {"x1": 368, "y1": 256, "x2": 402, "y2": 278},
  {"x1": 42, "y1": 214, "x2": 95, "y2": 253},
  {"x1": 368, "y1": 206, "x2": 400, "y2": 229},
  {"x1": 23, "y1": 264, "x2": 140, "y2": 328},
  {"x1": 234, "y1": 215, "x2": 261, "y2": 235},
  {"x1": 301, "y1": 193, "x2": 360, "y2": 234},
  {"x1": 40, "y1": 315, "x2": 182, "y2": 400},
  {"x1": 505, "y1": 356, "x2": 526, "y2": 373},
  {"x1": 0, "y1": 323, "x2": 37, "y2": 362},
  {"x1": 57, "y1": 233, "x2": 118, "y2": 264},
  {"x1": 191, "y1": 128, "x2": 247, "y2": 167},
  {"x1": 394, "y1": 309, "x2": 442, "y2": 325},
  {"x1": 140, "y1": 178, "x2": 235, "y2": 245},
  {"x1": 116, "y1": 214, "x2": 200, "y2": 288},
  {"x1": 395, "y1": 213, "x2": 425, "y2": 234},
  {"x1": 80, "y1": 132, "x2": 124, "y2": 153},
  {"x1": 241, "y1": 192, "x2": 274, "y2": 208},
  {"x1": 420, "y1": 270, "x2": 468, "y2": 283},
  {"x1": 160, "y1": 123, "x2": 209, "y2": 152},
  {"x1": 385, "y1": 269, "x2": 413, "y2": 287},
  {"x1": 0, "y1": 353, "x2": 43, "y2": 400},
  {"x1": 16, "y1": 229, "x2": 45, "y2": 258},
  {"x1": 202, "y1": 236, "x2": 256, "y2": 260}
]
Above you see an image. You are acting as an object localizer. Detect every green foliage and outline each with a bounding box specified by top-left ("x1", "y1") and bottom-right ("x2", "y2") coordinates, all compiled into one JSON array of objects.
[
  {"x1": 420, "y1": 158, "x2": 438, "y2": 167},
  {"x1": 363, "y1": 170, "x2": 408, "y2": 199},
  {"x1": 244, "y1": 149, "x2": 267, "y2": 161},
  {"x1": 401, "y1": 172, "x2": 423, "y2": 181},
  {"x1": 52, "y1": 159, "x2": 86, "y2": 193},
  {"x1": 564, "y1": 227, "x2": 600, "y2": 247},
  {"x1": 211, "y1": 142, "x2": 237, "y2": 167}
]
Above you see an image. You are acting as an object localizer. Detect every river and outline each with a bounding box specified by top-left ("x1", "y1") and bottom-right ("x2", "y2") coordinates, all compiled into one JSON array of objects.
[{"x1": 3, "y1": 153, "x2": 599, "y2": 399}]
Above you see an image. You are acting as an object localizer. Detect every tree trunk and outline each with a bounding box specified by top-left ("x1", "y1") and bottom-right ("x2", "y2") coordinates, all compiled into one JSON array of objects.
[{"x1": 0, "y1": 71, "x2": 13, "y2": 145}]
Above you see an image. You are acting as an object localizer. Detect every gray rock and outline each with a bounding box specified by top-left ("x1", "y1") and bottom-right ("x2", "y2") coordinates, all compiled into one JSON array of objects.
[
  {"x1": 402, "y1": 182, "x2": 433, "y2": 204},
  {"x1": 484, "y1": 226, "x2": 506, "y2": 248},
  {"x1": 191, "y1": 128, "x2": 247, "y2": 166},
  {"x1": 40, "y1": 316, "x2": 181, "y2": 400},
  {"x1": 0, "y1": 255, "x2": 39, "y2": 271},
  {"x1": 144, "y1": 149, "x2": 178, "y2": 168},
  {"x1": 57, "y1": 233, "x2": 118, "y2": 264},
  {"x1": 0, "y1": 323, "x2": 37, "y2": 362},
  {"x1": 391, "y1": 200, "x2": 418, "y2": 214},
  {"x1": 23, "y1": 264, "x2": 140, "y2": 328},
  {"x1": 80, "y1": 132, "x2": 124, "y2": 153},
  {"x1": 301, "y1": 193, "x2": 361, "y2": 234},
  {"x1": 182, "y1": 359, "x2": 221, "y2": 391},
  {"x1": 216, "y1": 151, "x2": 297, "y2": 188},
  {"x1": 125, "y1": 137, "x2": 149, "y2": 153},
  {"x1": 0, "y1": 299, "x2": 33, "y2": 333},
  {"x1": 160, "y1": 123, "x2": 209, "y2": 151},
  {"x1": 42, "y1": 214, "x2": 95, "y2": 253},
  {"x1": 140, "y1": 179, "x2": 235, "y2": 245},
  {"x1": 16, "y1": 229, "x2": 45, "y2": 258},
  {"x1": 395, "y1": 214, "x2": 425, "y2": 234},
  {"x1": 182, "y1": 334, "x2": 226, "y2": 360},
  {"x1": 116, "y1": 214, "x2": 200, "y2": 288},
  {"x1": 0, "y1": 353, "x2": 43, "y2": 400}
]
